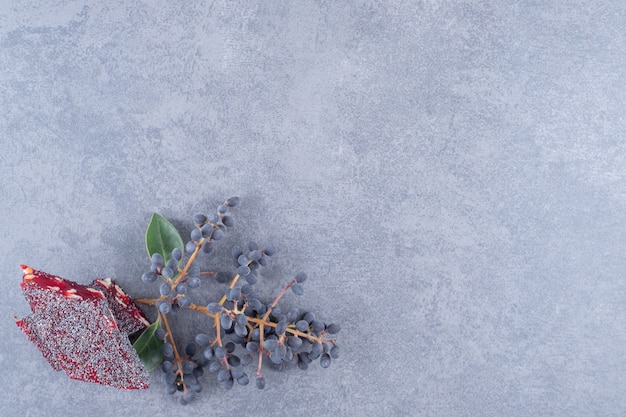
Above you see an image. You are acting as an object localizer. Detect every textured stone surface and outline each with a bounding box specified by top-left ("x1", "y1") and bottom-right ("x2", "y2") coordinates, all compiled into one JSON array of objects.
[{"x1": 1, "y1": 1, "x2": 625, "y2": 416}]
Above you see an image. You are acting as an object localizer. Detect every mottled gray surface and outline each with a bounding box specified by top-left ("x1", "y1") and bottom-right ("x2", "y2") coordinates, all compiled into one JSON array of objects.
[{"x1": 1, "y1": 1, "x2": 625, "y2": 416}]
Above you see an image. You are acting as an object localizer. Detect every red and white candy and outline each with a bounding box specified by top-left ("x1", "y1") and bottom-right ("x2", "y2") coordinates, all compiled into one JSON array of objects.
[{"x1": 15, "y1": 265, "x2": 150, "y2": 390}]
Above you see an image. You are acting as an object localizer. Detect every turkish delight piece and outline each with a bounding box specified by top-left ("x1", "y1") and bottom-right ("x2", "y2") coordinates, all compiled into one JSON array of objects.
[
  {"x1": 15, "y1": 265, "x2": 149, "y2": 390},
  {"x1": 91, "y1": 278, "x2": 150, "y2": 335}
]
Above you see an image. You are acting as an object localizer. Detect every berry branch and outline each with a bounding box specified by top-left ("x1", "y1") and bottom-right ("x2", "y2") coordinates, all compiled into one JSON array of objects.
[{"x1": 132, "y1": 198, "x2": 340, "y2": 404}]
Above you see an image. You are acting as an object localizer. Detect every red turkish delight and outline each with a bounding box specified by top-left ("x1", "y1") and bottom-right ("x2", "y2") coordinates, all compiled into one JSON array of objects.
[{"x1": 15, "y1": 265, "x2": 150, "y2": 390}]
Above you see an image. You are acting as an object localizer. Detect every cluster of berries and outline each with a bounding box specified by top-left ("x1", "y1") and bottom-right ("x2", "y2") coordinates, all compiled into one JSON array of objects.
[{"x1": 135, "y1": 197, "x2": 340, "y2": 405}]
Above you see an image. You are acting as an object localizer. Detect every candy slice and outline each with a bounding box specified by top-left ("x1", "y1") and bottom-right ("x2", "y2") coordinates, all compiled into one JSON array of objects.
[
  {"x1": 15, "y1": 265, "x2": 150, "y2": 390},
  {"x1": 91, "y1": 278, "x2": 151, "y2": 335}
]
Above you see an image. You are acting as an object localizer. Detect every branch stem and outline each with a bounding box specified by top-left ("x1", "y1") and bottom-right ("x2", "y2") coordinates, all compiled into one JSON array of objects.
[
  {"x1": 159, "y1": 311, "x2": 184, "y2": 382},
  {"x1": 262, "y1": 279, "x2": 296, "y2": 321}
]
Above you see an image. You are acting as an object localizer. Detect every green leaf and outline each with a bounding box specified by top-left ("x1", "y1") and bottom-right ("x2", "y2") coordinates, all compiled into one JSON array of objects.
[
  {"x1": 133, "y1": 317, "x2": 164, "y2": 371},
  {"x1": 146, "y1": 213, "x2": 184, "y2": 263}
]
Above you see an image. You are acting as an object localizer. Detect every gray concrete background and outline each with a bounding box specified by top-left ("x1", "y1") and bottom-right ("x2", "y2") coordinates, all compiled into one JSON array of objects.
[{"x1": 1, "y1": 1, "x2": 625, "y2": 416}]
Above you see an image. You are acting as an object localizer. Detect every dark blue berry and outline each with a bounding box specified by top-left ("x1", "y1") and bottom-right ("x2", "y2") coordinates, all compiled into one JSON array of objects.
[
  {"x1": 207, "y1": 302, "x2": 222, "y2": 313},
  {"x1": 231, "y1": 245, "x2": 244, "y2": 260},
  {"x1": 225, "y1": 196, "x2": 240, "y2": 207},
  {"x1": 291, "y1": 283, "x2": 304, "y2": 296},
  {"x1": 185, "y1": 241, "x2": 197, "y2": 254},
  {"x1": 171, "y1": 247, "x2": 183, "y2": 261},
  {"x1": 237, "y1": 265, "x2": 251, "y2": 276},
  {"x1": 193, "y1": 213, "x2": 207, "y2": 225},
  {"x1": 212, "y1": 229, "x2": 225, "y2": 240},
  {"x1": 191, "y1": 228, "x2": 202, "y2": 241},
  {"x1": 141, "y1": 271, "x2": 157, "y2": 283}
]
